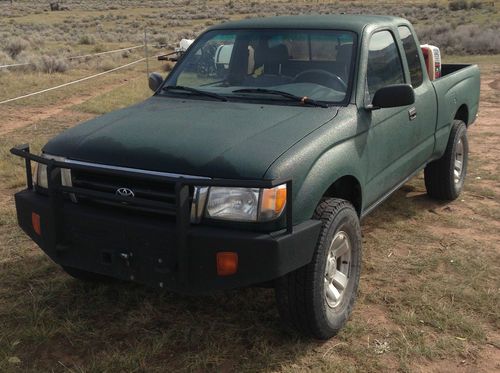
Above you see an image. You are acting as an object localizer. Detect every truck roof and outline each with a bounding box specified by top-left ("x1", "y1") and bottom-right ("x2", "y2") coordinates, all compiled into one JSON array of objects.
[{"x1": 209, "y1": 14, "x2": 408, "y2": 33}]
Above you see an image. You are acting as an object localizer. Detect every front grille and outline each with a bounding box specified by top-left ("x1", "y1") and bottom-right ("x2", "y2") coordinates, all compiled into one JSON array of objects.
[{"x1": 70, "y1": 169, "x2": 192, "y2": 216}]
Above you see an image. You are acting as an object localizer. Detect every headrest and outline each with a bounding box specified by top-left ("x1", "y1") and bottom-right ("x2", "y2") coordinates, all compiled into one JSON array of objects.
[
  {"x1": 266, "y1": 44, "x2": 289, "y2": 64},
  {"x1": 336, "y1": 44, "x2": 352, "y2": 62}
]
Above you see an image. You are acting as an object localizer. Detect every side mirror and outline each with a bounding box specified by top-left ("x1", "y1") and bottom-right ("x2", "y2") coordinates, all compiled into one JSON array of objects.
[
  {"x1": 368, "y1": 84, "x2": 415, "y2": 110},
  {"x1": 148, "y1": 72, "x2": 164, "y2": 92}
]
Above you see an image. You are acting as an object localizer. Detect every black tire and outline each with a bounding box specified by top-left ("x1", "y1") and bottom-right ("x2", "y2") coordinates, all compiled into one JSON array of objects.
[
  {"x1": 62, "y1": 266, "x2": 113, "y2": 283},
  {"x1": 424, "y1": 120, "x2": 468, "y2": 200},
  {"x1": 275, "y1": 198, "x2": 362, "y2": 340}
]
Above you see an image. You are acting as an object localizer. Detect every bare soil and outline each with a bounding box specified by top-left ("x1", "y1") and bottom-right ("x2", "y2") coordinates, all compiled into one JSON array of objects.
[{"x1": 0, "y1": 80, "x2": 130, "y2": 136}]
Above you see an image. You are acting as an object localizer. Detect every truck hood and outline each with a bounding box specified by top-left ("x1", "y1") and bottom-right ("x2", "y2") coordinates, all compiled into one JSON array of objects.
[{"x1": 44, "y1": 96, "x2": 338, "y2": 179}]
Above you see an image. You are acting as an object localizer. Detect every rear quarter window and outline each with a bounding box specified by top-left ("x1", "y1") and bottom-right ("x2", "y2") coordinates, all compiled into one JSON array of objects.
[{"x1": 398, "y1": 26, "x2": 424, "y2": 88}]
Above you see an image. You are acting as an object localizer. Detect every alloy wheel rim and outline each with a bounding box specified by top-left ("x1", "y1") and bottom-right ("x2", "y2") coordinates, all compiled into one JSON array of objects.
[
  {"x1": 454, "y1": 138, "x2": 464, "y2": 185},
  {"x1": 324, "y1": 231, "x2": 351, "y2": 308}
]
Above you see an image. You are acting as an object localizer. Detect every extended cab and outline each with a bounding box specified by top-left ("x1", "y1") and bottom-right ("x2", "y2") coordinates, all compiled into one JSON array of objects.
[{"x1": 11, "y1": 15, "x2": 480, "y2": 339}]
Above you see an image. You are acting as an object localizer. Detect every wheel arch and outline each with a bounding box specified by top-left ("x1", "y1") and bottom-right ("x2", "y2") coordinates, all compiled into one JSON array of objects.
[
  {"x1": 294, "y1": 166, "x2": 364, "y2": 223},
  {"x1": 322, "y1": 175, "x2": 363, "y2": 216},
  {"x1": 455, "y1": 104, "x2": 469, "y2": 126},
  {"x1": 291, "y1": 138, "x2": 366, "y2": 223}
]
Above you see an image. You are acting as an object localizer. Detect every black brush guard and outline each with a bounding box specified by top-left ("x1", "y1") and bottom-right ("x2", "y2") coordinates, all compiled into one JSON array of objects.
[{"x1": 10, "y1": 144, "x2": 295, "y2": 287}]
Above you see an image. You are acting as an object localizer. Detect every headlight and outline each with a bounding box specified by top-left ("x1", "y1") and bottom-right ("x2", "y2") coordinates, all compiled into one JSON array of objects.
[
  {"x1": 204, "y1": 184, "x2": 286, "y2": 222},
  {"x1": 34, "y1": 154, "x2": 72, "y2": 189},
  {"x1": 206, "y1": 187, "x2": 260, "y2": 221}
]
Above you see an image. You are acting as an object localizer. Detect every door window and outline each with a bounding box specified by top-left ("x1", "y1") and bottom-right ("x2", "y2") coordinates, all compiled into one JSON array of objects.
[{"x1": 366, "y1": 30, "x2": 405, "y2": 102}]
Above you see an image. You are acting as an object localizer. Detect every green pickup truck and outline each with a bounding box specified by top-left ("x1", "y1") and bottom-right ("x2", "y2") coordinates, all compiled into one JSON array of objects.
[{"x1": 12, "y1": 15, "x2": 480, "y2": 339}]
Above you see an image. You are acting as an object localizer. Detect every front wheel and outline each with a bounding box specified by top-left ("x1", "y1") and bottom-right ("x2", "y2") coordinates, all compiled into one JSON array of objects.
[{"x1": 275, "y1": 198, "x2": 362, "y2": 339}]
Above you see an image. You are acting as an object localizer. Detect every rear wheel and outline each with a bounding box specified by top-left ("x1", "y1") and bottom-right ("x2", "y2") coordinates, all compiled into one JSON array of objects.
[
  {"x1": 275, "y1": 198, "x2": 362, "y2": 339},
  {"x1": 424, "y1": 120, "x2": 468, "y2": 200}
]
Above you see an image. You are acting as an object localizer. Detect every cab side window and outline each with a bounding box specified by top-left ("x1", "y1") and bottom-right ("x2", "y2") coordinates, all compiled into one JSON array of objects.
[
  {"x1": 366, "y1": 31, "x2": 405, "y2": 102},
  {"x1": 398, "y1": 26, "x2": 424, "y2": 87}
]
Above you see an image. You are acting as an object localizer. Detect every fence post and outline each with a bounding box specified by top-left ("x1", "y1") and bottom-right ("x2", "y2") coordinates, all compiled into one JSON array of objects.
[{"x1": 144, "y1": 29, "x2": 149, "y2": 79}]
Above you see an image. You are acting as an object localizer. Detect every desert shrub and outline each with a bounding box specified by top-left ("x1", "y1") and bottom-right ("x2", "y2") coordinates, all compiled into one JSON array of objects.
[
  {"x1": 26, "y1": 34, "x2": 45, "y2": 51},
  {"x1": 92, "y1": 44, "x2": 106, "y2": 53},
  {"x1": 94, "y1": 54, "x2": 123, "y2": 72},
  {"x1": 155, "y1": 36, "x2": 169, "y2": 46},
  {"x1": 457, "y1": 25, "x2": 500, "y2": 53},
  {"x1": 10, "y1": 51, "x2": 69, "y2": 73},
  {"x1": 449, "y1": 0, "x2": 469, "y2": 11},
  {"x1": 3, "y1": 37, "x2": 29, "y2": 59},
  {"x1": 36, "y1": 55, "x2": 68, "y2": 73},
  {"x1": 97, "y1": 61, "x2": 116, "y2": 72},
  {"x1": 0, "y1": 50, "x2": 13, "y2": 66},
  {"x1": 79, "y1": 34, "x2": 96, "y2": 45},
  {"x1": 416, "y1": 23, "x2": 500, "y2": 54},
  {"x1": 13, "y1": 50, "x2": 37, "y2": 68},
  {"x1": 469, "y1": 1, "x2": 482, "y2": 9}
]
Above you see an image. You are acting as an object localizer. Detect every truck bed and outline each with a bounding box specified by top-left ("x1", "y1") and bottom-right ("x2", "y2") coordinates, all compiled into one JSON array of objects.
[
  {"x1": 431, "y1": 63, "x2": 480, "y2": 159},
  {"x1": 440, "y1": 63, "x2": 476, "y2": 77}
]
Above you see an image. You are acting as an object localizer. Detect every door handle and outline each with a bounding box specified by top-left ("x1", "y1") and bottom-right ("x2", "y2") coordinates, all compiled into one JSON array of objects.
[{"x1": 408, "y1": 107, "x2": 417, "y2": 121}]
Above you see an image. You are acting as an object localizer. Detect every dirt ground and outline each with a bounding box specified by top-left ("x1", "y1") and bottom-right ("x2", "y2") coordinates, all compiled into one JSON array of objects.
[
  {"x1": 360, "y1": 63, "x2": 500, "y2": 372},
  {"x1": 0, "y1": 62, "x2": 498, "y2": 372}
]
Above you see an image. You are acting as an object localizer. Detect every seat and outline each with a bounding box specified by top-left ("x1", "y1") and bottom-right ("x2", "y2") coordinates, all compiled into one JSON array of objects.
[
  {"x1": 335, "y1": 44, "x2": 352, "y2": 81},
  {"x1": 264, "y1": 44, "x2": 289, "y2": 75}
]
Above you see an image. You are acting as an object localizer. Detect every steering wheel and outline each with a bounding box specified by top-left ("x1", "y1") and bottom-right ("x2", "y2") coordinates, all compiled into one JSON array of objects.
[{"x1": 293, "y1": 69, "x2": 347, "y2": 91}]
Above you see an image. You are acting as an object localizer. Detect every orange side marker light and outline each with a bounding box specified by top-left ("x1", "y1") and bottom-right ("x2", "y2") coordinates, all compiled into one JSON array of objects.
[
  {"x1": 216, "y1": 252, "x2": 238, "y2": 276},
  {"x1": 32, "y1": 212, "x2": 41, "y2": 236}
]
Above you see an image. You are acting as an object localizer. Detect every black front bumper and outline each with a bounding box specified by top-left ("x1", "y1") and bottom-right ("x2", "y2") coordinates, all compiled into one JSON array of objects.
[{"x1": 15, "y1": 189, "x2": 321, "y2": 293}]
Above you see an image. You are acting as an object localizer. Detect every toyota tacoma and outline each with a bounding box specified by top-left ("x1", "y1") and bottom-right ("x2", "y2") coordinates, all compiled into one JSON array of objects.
[{"x1": 11, "y1": 15, "x2": 480, "y2": 339}]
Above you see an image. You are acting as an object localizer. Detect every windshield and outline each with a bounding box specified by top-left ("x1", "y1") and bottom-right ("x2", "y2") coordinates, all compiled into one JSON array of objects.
[{"x1": 164, "y1": 29, "x2": 357, "y2": 104}]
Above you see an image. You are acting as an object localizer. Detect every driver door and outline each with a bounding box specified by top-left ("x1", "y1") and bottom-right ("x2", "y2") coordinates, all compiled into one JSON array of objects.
[{"x1": 363, "y1": 30, "x2": 417, "y2": 207}]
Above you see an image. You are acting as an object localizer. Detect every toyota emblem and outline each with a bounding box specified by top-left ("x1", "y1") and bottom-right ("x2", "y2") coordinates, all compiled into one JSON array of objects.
[{"x1": 116, "y1": 187, "x2": 135, "y2": 197}]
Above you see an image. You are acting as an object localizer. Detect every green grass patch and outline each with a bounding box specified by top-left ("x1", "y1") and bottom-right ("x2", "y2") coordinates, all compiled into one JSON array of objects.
[{"x1": 73, "y1": 76, "x2": 151, "y2": 114}]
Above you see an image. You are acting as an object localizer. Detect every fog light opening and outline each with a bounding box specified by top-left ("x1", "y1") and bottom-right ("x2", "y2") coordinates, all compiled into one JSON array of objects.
[{"x1": 216, "y1": 252, "x2": 238, "y2": 276}]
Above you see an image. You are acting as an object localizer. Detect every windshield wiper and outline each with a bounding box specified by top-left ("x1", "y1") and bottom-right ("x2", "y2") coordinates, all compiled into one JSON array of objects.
[
  {"x1": 162, "y1": 85, "x2": 227, "y2": 102},
  {"x1": 232, "y1": 88, "x2": 328, "y2": 108}
]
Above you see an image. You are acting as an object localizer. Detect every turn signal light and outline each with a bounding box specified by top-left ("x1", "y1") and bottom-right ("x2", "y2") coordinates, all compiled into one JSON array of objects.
[
  {"x1": 216, "y1": 252, "x2": 238, "y2": 276},
  {"x1": 32, "y1": 212, "x2": 41, "y2": 236},
  {"x1": 259, "y1": 184, "x2": 287, "y2": 221}
]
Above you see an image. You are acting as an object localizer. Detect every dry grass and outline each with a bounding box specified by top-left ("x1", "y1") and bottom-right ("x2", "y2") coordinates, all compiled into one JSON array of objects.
[
  {"x1": 1, "y1": 0, "x2": 499, "y2": 68},
  {"x1": 0, "y1": 132, "x2": 497, "y2": 373},
  {"x1": 0, "y1": 1, "x2": 499, "y2": 372},
  {"x1": 0, "y1": 60, "x2": 498, "y2": 372}
]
